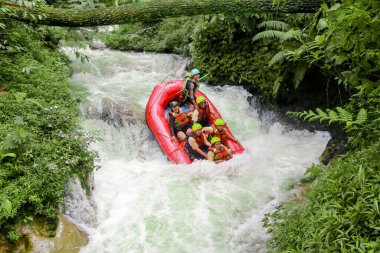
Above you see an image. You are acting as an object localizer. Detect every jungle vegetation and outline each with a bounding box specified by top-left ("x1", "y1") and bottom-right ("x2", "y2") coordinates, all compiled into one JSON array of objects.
[{"x1": 0, "y1": 0, "x2": 379, "y2": 251}]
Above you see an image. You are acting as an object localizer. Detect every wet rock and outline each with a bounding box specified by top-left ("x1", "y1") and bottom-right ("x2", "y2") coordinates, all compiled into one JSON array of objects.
[
  {"x1": 0, "y1": 233, "x2": 28, "y2": 253},
  {"x1": 85, "y1": 98, "x2": 144, "y2": 127},
  {"x1": 89, "y1": 39, "x2": 106, "y2": 50},
  {"x1": 63, "y1": 178, "x2": 97, "y2": 228},
  {"x1": 27, "y1": 214, "x2": 87, "y2": 253},
  {"x1": 320, "y1": 135, "x2": 347, "y2": 165},
  {"x1": 0, "y1": 215, "x2": 88, "y2": 253}
]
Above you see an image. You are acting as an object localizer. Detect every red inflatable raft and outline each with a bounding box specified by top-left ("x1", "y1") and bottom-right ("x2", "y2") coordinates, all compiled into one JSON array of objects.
[{"x1": 145, "y1": 79, "x2": 244, "y2": 164}]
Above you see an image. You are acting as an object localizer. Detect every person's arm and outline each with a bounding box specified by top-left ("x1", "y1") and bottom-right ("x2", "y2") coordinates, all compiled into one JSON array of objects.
[
  {"x1": 189, "y1": 137, "x2": 208, "y2": 158},
  {"x1": 226, "y1": 132, "x2": 238, "y2": 142},
  {"x1": 204, "y1": 136, "x2": 212, "y2": 147},
  {"x1": 202, "y1": 127, "x2": 213, "y2": 147},
  {"x1": 202, "y1": 126, "x2": 213, "y2": 133},
  {"x1": 222, "y1": 145, "x2": 232, "y2": 155},
  {"x1": 209, "y1": 107, "x2": 218, "y2": 118},
  {"x1": 222, "y1": 145, "x2": 233, "y2": 161},
  {"x1": 169, "y1": 115, "x2": 177, "y2": 141},
  {"x1": 207, "y1": 150, "x2": 214, "y2": 162},
  {"x1": 192, "y1": 109, "x2": 199, "y2": 123}
]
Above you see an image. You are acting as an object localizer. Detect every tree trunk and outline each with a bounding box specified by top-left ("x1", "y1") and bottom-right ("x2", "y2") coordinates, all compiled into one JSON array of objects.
[{"x1": 12, "y1": 0, "x2": 323, "y2": 27}]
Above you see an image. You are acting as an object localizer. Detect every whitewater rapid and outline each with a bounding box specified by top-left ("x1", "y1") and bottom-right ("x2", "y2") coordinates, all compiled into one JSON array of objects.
[{"x1": 63, "y1": 48, "x2": 330, "y2": 253}]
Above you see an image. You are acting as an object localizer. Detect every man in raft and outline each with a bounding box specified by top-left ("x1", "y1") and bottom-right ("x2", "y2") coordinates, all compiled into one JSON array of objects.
[
  {"x1": 203, "y1": 118, "x2": 238, "y2": 147},
  {"x1": 192, "y1": 96, "x2": 218, "y2": 127},
  {"x1": 207, "y1": 137, "x2": 232, "y2": 164},
  {"x1": 179, "y1": 69, "x2": 201, "y2": 108},
  {"x1": 169, "y1": 101, "x2": 192, "y2": 142},
  {"x1": 185, "y1": 123, "x2": 212, "y2": 161}
]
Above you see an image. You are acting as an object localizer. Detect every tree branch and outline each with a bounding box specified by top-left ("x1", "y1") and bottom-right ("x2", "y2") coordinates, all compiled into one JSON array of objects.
[{"x1": 8, "y1": 0, "x2": 323, "y2": 27}]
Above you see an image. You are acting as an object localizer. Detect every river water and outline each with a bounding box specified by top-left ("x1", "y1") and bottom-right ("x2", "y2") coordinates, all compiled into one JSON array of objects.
[{"x1": 64, "y1": 48, "x2": 330, "y2": 253}]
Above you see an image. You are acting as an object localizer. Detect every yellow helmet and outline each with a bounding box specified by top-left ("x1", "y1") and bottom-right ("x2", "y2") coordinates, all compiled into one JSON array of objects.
[
  {"x1": 211, "y1": 137, "x2": 221, "y2": 145},
  {"x1": 196, "y1": 96, "x2": 206, "y2": 104},
  {"x1": 192, "y1": 123, "x2": 202, "y2": 131},
  {"x1": 215, "y1": 119, "x2": 225, "y2": 126}
]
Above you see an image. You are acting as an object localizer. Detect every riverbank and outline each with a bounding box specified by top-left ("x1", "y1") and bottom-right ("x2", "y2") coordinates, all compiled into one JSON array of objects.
[{"x1": 0, "y1": 23, "x2": 97, "y2": 247}]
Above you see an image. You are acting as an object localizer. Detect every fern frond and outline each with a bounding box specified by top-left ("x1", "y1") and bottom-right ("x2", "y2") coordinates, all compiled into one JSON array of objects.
[
  {"x1": 336, "y1": 107, "x2": 352, "y2": 122},
  {"x1": 285, "y1": 44, "x2": 308, "y2": 61},
  {"x1": 329, "y1": 118, "x2": 340, "y2": 125},
  {"x1": 287, "y1": 107, "x2": 365, "y2": 128},
  {"x1": 315, "y1": 108, "x2": 328, "y2": 123},
  {"x1": 304, "y1": 110, "x2": 316, "y2": 121},
  {"x1": 269, "y1": 50, "x2": 288, "y2": 66},
  {"x1": 309, "y1": 115, "x2": 321, "y2": 122},
  {"x1": 293, "y1": 65, "x2": 307, "y2": 89},
  {"x1": 257, "y1": 20, "x2": 290, "y2": 31},
  {"x1": 316, "y1": 108, "x2": 328, "y2": 117},
  {"x1": 355, "y1": 108, "x2": 367, "y2": 124},
  {"x1": 252, "y1": 30, "x2": 286, "y2": 42},
  {"x1": 281, "y1": 29, "x2": 303, "y2": 42},
  {"x1": 327, "y1": 109, "x2": 338, "y2": 119}
]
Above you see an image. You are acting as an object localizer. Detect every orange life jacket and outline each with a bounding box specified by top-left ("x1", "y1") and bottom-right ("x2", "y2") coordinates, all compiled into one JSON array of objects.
[
  {"x1": 208, "y1": 146, "x2": 231, "y2": 161},
  {"x1": 169, "y1": 108, "x2": 189, "y2": 130},
  {"x1": 212, "y1": 126, "x2": 227, "y2": 144}
]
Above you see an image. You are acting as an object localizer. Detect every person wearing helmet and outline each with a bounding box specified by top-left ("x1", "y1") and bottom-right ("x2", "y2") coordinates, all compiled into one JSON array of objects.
[
  {"x1": 192, "y1": 96, "x2": 217, "y2": 127},
  {"x1": 185, "y1": 123, "x2": 213, "y2": 161},
  {"x1": 207, "y1": 136, "x2": 232, "y2": 163},
  {"x1": 169, "y1": 100, "x2": 192, "y2": 142},
  {"x1": 179, "y1": 68, "x2": 201, "y2": 108},
  {"x1": 203, "y1": 118, "x2": 238, "y2": 145}
]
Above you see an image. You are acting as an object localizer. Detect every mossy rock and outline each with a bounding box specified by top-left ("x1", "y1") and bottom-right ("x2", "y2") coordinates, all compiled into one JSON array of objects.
[
  {"x1": 1, "y1": 214, "x2": 88, "y2": 253},
  {"x1": 320, "y1": 135, "x2": 347, "y2": 165}
]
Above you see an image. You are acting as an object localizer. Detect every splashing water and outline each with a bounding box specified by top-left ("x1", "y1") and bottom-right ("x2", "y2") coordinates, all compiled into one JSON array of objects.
[{"x1": 63, "y1": 48, "x2": 330, "y2": 253}]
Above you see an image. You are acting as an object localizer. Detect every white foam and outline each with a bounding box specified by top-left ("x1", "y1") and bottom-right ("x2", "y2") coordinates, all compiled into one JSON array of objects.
[{"x1": 62, "y1": 49, "x2": 330, "y2": 253}]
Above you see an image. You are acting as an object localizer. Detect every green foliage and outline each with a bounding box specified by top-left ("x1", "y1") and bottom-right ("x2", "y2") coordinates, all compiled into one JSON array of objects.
[
  {"x1": 283, "y1": 0, "x2": 380, "y2": 149},
  {"x1": 287, "y1": 107, "x2": 367, "y2": 126},
  {"x1": 0, "y1": 22, "x2": 97, "y2": 239},
  {"x1": 0, "y1": 1, "x2": 46, "y2": 51},
  {"x1": 51, "y1": 27, "x2": 103, "y2": 48},
  {"x1": 252, "y1": 18, "x2": 314, "y2": 97},
  {"x1": 103, "y1": 17, "x2": 197, "y2": 55},
  {"x1": 189, "y1": 12, "x2": 324, "y2": 100},
  {"x1": 191, "y1": 14, "x2": 292, "y2": 99},
  {"x1": 257, "y1": 20, "x2": 290, "y2": 31},
  {"x1": 263, "y1": 2, "x2": 380, "y2": 250},
  {"x1": 315, "y1": 1, "x2": 380, "y2": 96},
  {"x1": 264, "y1": 142, "x2": 380, "y2": 252}
]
